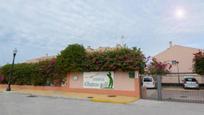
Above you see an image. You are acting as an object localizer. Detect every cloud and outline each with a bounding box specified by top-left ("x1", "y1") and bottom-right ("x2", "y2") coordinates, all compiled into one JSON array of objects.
[{"x1": 0, "y1": 0, "x2": 204, "y2": 65}]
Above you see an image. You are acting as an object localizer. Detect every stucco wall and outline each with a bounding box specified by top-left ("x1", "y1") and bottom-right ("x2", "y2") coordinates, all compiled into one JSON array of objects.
[
  {"x1": 154, "y1": 45, "x2": 201, "y2": 73},
  {"x1": 68, "y1": 71, "x2": 136, "y2": 91}
]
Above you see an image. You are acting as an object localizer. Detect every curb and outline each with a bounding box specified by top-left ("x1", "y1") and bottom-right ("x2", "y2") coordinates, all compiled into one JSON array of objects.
[
  {"x1": 0, "y1": 89, "x2": 140, "y2": 104},
  {"x1": 90, "y1": 97, "x2": 139, "y2": 104},
  {"x1": 2, "y1": 91, "x2": 90, "y2": 101}
]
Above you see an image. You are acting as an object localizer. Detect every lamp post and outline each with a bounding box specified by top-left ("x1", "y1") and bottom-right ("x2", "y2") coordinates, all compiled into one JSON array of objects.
[
  {"x1": 172, "y1": 60, "x2": 180, "y2": 85},
  {"x1": 6, "y1": 48, "x2": 17, "y2": 91}
]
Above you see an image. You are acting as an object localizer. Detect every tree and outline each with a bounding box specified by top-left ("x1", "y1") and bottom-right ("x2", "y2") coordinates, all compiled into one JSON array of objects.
[
  {"x1": 193, "y1": 51, "x2": 204, "y2": 75},
  {"x1": 56, "y1": 44, "x2": 86, "y2": 74}
]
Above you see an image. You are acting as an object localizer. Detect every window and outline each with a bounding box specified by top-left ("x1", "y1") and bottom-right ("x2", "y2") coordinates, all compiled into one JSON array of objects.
[
  {"x1": 128, "y1": 71, "x2": 135, "y2": 78},
  {"x1": 143, "y1": 78, "x2": 152, "y2": 82}
]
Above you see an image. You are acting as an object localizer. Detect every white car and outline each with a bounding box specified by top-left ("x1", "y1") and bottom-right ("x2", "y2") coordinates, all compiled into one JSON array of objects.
[
  {"x1": 183, "y1": 77, "x2": 199, "y2": 89},
  {"x1": 142, "y1": 76, "x2": 156, "y2": 88}
]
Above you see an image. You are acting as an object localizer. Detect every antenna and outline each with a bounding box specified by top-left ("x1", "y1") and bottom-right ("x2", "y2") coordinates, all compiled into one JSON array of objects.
[{"x1": 120, "y1": 35, "x2": 125, "y2": 46}]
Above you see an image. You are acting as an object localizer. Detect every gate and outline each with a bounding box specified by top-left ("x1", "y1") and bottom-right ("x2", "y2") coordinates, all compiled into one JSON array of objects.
[{"x1": 140, "y1": 74, "x2": 204, "y2": 103}]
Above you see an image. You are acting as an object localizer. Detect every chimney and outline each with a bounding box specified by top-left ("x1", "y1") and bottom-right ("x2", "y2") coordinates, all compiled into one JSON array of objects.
[
  {"x1": 169, "y1": 41, "x2": 173, "y2": 48},
  {"x1": 116, "y1": 44, "x2": 122, "y2": 48},
  {"x1": 87, "y1": 46, "x2": 91, "y2": 49}
]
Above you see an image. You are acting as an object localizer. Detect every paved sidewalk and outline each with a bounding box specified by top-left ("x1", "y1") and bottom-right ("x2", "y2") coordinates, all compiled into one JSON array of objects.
[{"x1": 0, "y1": 93, "x2": 204, "y2": 115}]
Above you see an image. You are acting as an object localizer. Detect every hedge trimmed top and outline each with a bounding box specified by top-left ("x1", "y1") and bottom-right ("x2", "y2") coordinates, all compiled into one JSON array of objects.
[{"x1": 56, "y1": 44, "x2": 145, "y2": 73}]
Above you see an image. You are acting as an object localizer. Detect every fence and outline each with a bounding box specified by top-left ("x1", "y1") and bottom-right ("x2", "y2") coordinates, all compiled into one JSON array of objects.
[{"x1": 141, "y1": 73, "x2": 204, "y2": 103}]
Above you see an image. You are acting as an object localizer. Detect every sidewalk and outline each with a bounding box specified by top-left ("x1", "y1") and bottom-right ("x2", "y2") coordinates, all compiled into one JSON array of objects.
[
  {"x1": 1, "y1": 93, "x2": 204, "y2": 115},
  {"x1": 0, "y1": 85, "x2": 138, "y2": 104}
]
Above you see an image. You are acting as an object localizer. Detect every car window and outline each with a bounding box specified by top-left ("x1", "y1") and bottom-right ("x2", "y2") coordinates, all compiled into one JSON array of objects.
[
  {"x1": 185, "y1": 78, "x2": 197, "y2": 82},
  {"x1": 144, "y1": 78, "x2": 152, "y2": 82}
]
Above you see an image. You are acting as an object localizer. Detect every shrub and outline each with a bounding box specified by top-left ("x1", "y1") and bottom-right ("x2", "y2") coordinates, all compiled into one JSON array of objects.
[
  {"x1": 0, "y1": 44, "x2": 146, "y2": 86},
  {"x1": 56, "y1": 44, "x2": 86, "y2": 73},
  {"x1": 38, "y1": 59, "x2": 64, "y2": 86},
  {"x1": 0, "y1": 63, "x2": 39, "y2": 85},
  {"x1": 146, "y1": 58, "x2": 171, "y2": 75},
  {"x1": 0, "y1": 75, "x2": 4, "y2": 83},
  {"x1": 0, "y1": 59, "x2": 63, "y2": 86},
  {"x1": 193, "y1": 51, "x2": 204, "y2": 75},
  {"x1": 84, "y1": 47, "x2": 145, "y2": 73}
]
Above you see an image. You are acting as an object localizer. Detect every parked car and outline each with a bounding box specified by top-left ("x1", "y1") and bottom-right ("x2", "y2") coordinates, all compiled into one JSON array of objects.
[
  {"x1": 142, "y1": 76, "x2": 156, "y2": 88},
  {"x1": 183, "y1": 77, "x2": 199, "y2": 89}
]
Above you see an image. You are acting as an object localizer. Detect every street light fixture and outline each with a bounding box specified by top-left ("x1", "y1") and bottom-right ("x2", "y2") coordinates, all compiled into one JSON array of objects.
[
  {"x1": 172, "y1": 60, "x2": 180, "y2": 85},
  {"x1": 6, "y1": 48, "x2": 17, "y2": 91}
]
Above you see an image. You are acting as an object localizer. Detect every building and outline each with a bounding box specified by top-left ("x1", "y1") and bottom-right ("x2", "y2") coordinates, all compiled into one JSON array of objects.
[
  {"x1": 25, "y1": 55, "x2": 56, "y2": 63},
  {"x1": 154, "y1": 42, "x2": 204, "y2": 84},
  {"x1": 25, "y1": 44, "x2": 123, "y2": 63}
]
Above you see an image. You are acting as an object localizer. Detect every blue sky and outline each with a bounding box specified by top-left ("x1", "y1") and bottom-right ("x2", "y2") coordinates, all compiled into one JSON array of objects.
[{"x1": 1, "y1": 0, "x2": 204, "y2": 66}]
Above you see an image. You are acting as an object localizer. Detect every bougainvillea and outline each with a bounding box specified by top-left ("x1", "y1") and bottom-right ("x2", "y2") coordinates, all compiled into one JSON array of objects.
[
  {"x1": 83, "y1": 47, "x2": 145, "y2": 73},
  {"x1": 193, "y1": 51, "x2": 204, "y2": 75},
  {"x1": 0, "y1": 59, "x2": 62, "y2": 86},
  {"x1": 146, "y1": 58, "x2": 171, "y2": 75},
  {"x1": 0, "y1": 75, "x2": 4, "y2": 83},
  {"x1": 0, "y1": 44, "x2": 146, "y2": 86},
  {"x1": 56, "y1": 44, "x2": 145, "y2": 73}
]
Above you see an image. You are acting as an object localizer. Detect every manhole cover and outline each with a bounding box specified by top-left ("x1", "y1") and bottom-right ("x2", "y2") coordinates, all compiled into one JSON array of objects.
[
  {"x1": 108, "y1": 95, "x2": 116, "y2": 97},
  {"x1": 180, "y1": 96, "x2": 187, "y2": 98},
  {"x1": 87, "y1": 96, "x2": 93, "y2": 99},
  {"x1": 27, "y1": 95, "x2": 37, "y2": 98}
]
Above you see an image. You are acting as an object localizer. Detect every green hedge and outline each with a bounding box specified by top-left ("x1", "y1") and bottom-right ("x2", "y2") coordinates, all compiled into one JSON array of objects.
[
  {"x1": 0, "y1": 44, "x2": 145, "y2": 86},
  {"x1": 0, "y1": 59, "x2": 63, "y2": 86}
]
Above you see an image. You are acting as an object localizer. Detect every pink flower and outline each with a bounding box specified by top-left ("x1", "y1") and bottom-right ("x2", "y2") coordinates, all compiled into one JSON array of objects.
[{"x1": 0, "y1": 75, "x2": 4, "y2": 82}]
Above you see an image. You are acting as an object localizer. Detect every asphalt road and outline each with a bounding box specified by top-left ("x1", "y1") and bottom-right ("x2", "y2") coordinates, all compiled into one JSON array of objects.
[
  {"x1": 0, "y1": 92, "x2": 204, "y2": 115},
  {"x1": 145, "y1": 88, "x2": 204, "y2": 102}
]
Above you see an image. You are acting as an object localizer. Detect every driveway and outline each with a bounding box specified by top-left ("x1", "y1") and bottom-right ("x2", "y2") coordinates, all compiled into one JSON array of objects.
[
  {"x1": 0, "y1": 92, "x2": 204, "y2": 115},
  {"x1": 145, "y1": 88, "x2": 204, "y2": 102}
]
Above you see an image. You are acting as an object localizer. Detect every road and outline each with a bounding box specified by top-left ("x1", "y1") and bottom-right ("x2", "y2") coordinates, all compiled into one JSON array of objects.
[
  {"x1": 145, "y1": 88, "x2": 204, "y2": 102},
  {"x1": 0, "y1": 92, "x2": 204, "y2": 115}
]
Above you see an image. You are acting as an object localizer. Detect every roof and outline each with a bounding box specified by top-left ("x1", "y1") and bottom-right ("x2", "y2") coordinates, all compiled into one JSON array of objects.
[
  {"x1": 24, "y1": 44, "x2": 124, "y2": 63},
  {"x1": 25, "y1": 55, "x2": 56, "y2": 63},
  {"x1": 154, "y1": 45, "x2": 203, "y2": 73}
]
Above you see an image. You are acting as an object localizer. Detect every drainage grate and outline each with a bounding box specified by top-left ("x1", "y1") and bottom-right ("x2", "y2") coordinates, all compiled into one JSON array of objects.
[
  {"x1": 27, "y1": 95, "x2": 37, "y2": 98},
  {"x1": 87, "y1": 96, "x2": 94, "y2": 99},
  {"x1": 108, "y1": 95, "x2": 116, "y2": 97}
]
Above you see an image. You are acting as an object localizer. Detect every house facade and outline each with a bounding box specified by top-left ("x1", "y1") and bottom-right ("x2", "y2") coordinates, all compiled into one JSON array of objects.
[{"x1": 154, "y1": 42, "x2": 204, "y2": 84}]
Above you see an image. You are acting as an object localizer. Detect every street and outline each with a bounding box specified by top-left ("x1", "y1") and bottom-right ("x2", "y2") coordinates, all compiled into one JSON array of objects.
[
  {"x1": 1, "y1": 92, "x2": 204, "y2": 115},
  {"x1": 145, "y1": 88, "x2": 204, "y2": 102}
]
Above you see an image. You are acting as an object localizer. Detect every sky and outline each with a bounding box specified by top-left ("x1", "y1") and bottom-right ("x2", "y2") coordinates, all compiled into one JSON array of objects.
[{"x1": 1, "y1": 0, "x2": 204, "y2": 66}]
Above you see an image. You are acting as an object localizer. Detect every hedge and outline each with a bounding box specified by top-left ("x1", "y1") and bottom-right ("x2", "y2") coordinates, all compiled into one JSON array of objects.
[
  {"x1": 0, "y1": 44, "x2": 146, "y2": 86},
  {"x1": 83, "y1": 47, "x2": 145, "y2": 72},
  {"x1": 0, "y1": 59, "x2": 63, "y2": 86}
]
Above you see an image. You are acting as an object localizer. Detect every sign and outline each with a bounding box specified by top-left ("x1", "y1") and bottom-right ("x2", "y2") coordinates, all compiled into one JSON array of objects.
[{"x1": 83, "y1": 72, "x2": 114, "y2": 89}]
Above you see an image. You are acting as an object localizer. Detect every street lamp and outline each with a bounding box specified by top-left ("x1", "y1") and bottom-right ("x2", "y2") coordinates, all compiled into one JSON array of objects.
[
  {"x1": 172, "y1": 60, "x2": 180, "y2": 85},
  {"x1": 6, "y1": 48, "x2": 17, "y2": 91}
]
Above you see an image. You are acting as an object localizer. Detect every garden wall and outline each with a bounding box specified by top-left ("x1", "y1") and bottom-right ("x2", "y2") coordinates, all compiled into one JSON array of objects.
[{"x1": 67, "y1": 71, "x2": 141, "y2": 97}]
